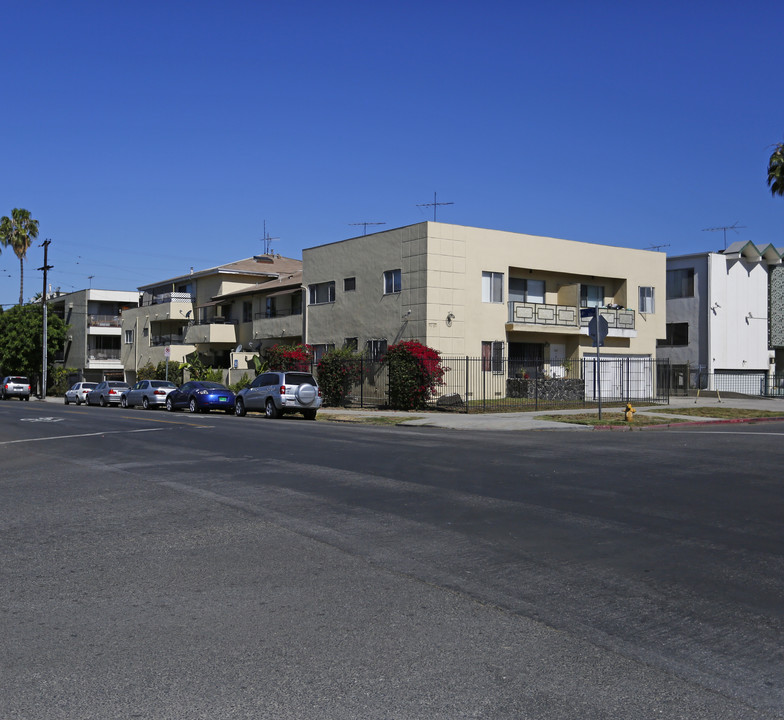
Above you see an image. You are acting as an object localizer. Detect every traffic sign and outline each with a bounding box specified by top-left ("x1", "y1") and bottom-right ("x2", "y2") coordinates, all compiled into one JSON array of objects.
[
  {"x1": 164, "y1": 346, "x2": 171, "y2": 359},
  {"x1": 588, "y1": 315, "x2": 609, "y2": 347}
]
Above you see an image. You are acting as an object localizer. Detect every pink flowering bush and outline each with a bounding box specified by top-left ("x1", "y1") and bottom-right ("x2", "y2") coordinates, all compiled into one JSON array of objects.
[
  {"x1": 264, "y1": 343, "x2": 313, "y2": 372},
  {"x1": 386, "y1": 340, "x2": 446, "y2": 410}
]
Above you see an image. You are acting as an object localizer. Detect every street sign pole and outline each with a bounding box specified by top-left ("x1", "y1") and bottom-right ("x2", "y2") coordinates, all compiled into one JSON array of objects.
[{"x1": 165, "y1": 345, "x2": 171, "y2": 381}]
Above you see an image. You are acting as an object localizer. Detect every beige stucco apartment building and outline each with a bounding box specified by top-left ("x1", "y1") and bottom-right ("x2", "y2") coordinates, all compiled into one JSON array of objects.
[
  {"x1": 120, "y1": 255, "x2": 303, "y2": 383},
  {"x1": 303, "y1": 222, "x2": 666, "y2": 375}
]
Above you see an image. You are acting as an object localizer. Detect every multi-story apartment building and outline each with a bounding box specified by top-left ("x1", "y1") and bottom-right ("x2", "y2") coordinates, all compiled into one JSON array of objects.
[
  {"x1": 50, "y1": 289, "x2": 140, "y2": 382},
  {"x1": 303, "y1": 222, "x2": 666, "y2": 394},
  {"x1": 658, "y1": 241, "x2": 781, "y2": 393},
  {"x1": 120, "y1": 255, "x2": 302, "y2": 383}
]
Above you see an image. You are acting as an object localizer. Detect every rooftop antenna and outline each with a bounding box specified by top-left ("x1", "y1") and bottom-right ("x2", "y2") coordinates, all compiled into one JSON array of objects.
[
  {"x1": 646, "y1": 243, "x2": 670, "y2": 252},
  {"x1": 702, "y1": 222, "x2": 745, "y2": 250},
  {"x1": 349, "y1": 222, "x2": 386, "y2": 236},
  {"x1": 87, "y1": 275, "x2": 94, "y2": 288},
  {"x1": 260, "y1": 220, "x2": 280, "y2": 255},
  {"x1": 417, "y1": 191, "x2": 453, "y2": 222}
]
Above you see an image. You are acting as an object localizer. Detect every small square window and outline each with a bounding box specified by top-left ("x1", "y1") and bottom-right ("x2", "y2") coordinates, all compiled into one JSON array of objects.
[{"x1": 344, "y1": 277, "x2": 356, "y2": 292}]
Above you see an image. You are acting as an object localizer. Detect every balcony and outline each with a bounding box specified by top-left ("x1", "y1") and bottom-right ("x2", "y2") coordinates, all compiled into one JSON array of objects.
[
  {"x1": 252, "y1": 313, "x2": 303, "y2": 342},
  {"x1": 508, "y1": 302, "x2": 635, "y2": 335},
  {"x1": 86, "y1": 348, "x2": 122, "y2": 368},
  {"x1": 88, "y1": 314, "x2": 122, "y2": 327},
  {"x1": 184, "y1": 320, "x2": 237, "y2": 345}
]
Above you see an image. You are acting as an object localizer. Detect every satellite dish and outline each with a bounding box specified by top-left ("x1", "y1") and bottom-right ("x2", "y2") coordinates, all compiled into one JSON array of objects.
[
  {"x1": 235, "y1": 344, "x2": 242, "y2": 353},
  {"x1": 246, "y1": 341, "x2": 259, "y2": 351}
]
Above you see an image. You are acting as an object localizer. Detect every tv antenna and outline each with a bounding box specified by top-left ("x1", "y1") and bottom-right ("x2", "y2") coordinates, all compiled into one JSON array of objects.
[
  {"x1": 646, "y1": 243, "x2": 670, "y2": 252},
  {"x1": 417, "y1": 191, "x2": 453, "y2": 221},
  {"x1": 87, "y1": 275, "x2": 94, "y2": 288},
  {"x1": 349, "y1": 222, "x2": 386, "y2": 236},
  {"x1": 702, "y1": 222, "x2": 745, "y2": 250},
  {"x1": 259, "y1": 220, "x2": 279, "y2": 255}
]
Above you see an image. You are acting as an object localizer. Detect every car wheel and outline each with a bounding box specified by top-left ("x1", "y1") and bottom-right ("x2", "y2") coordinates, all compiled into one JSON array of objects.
[
  {"x1": 121, "y1": 395, "x2": 128, "y2": 408},
  {"x1": 189, "y1": 398, "x2": 198, "y2": 413},
  {"x1": 24, "y1": 396, "x2": 29, "y2": 401},
  {"x1": 265, "y1": 399, "x2": 279, "y2": 419},
  {"x1": 142, "y1": 396, "x2": 150, "y2": 410},
  {"x1": 235, "y1": 399, "x2": 246, "y2": 417},
  {"x1": 303, "y1": 409, "x2": 317, "y2": 421},
  {"x1": 166, "y1": 397, "x2": 175, "y2": 412},
  {"x1": 64, "y1": 396, "x2": 69, "y2": 405},
  {"x1": 76, "y1": 397, "x2": 82, "y2": 405},
  {"x1": 99, "y1": 395, "x2": 107, "y2": 407}
]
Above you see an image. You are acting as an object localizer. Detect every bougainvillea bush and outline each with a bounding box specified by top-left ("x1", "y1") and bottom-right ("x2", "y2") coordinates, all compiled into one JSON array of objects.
[
  {"x1": 317, "y1": 347, "x2": 363, "y2": 406},
  {"x1": 263, "y1": 343, "x2": 313, "y2": 372},
  {"x1": 386, "y1": 340, "x2": 446, "y2": 410}
]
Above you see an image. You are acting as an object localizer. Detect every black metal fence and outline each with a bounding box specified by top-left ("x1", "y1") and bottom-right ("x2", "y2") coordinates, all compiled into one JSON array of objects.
[{"x1": 310, "y1": 356, "x2": 670, "y2": 413}]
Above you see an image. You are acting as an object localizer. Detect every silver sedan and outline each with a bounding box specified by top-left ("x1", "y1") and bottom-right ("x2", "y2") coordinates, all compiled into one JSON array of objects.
[{"x1": 121, "y1": 380, "x2": 177, "y2": 409}]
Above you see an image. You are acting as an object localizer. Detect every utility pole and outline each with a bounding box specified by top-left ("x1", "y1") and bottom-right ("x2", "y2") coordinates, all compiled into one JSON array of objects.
[
  {"x1": 417, "y1": 192, "x2": 454, "y2": 221},
  {"x1": 38, "y1": 239, "x2": 53, "y2": 399}
]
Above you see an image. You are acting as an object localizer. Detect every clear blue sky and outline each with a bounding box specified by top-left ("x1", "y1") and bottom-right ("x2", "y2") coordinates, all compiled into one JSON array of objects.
[{"x1": 2, "y1": 0, "x2": 782, "y2": 306}]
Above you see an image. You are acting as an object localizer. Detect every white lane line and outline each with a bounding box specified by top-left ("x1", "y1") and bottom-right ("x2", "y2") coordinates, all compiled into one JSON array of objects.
[{"x1": 0, "y1": 427, "x2": 164, "y2": 445}]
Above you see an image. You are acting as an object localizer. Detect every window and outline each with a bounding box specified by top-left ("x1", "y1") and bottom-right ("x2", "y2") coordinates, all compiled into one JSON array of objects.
[
  {"x1": 242, "y1": 301, "x2": 252, "y2": 323},
  {"x1": 309, "y1": 281, "x2": 335, "y2": 305},
  {"x1": 311, "y1": 343, "x2": 335, "y2": 362},
  {"x1": 482, "y1": 341, "x2": 504, "y2": 373},
  {"x1": 509, "y1": 277, "x2": 545, "y2": 303},
  {"x1": 383, "y1": 269, "x2": 401, "y2": 295},
  {"x1": 291, "y1": 291, "x2": 303, "y2": 316},
  {"x1": 482, "y1": 272, "x2": 504, "y2": 303},
  {"x1": 366, "y1": 339, "x2": 387, "y2": 362},
  {"x1": 344, "y1": 337, "x2": 358, "y2": 351},
  {"x1": 657, "y1": 322, "x2": 689, "y2": 347},
  {"x1": 580, "y1": 284, "x2": 604, "y2": 308},
  {"x1": 124, "y1": 329, "x2": 134, "y2": 344},
  {"x1": 666, "y1": 268, "x2": 694, "y2": 299},
  {"x1": 344, "y1": 277, "x2": 356, "y2": 292},
  {"x1": 639, "y1": 286, "x2": 655, "y2": 314},
  {"x1": 266, "y1": 296, "x2": 277, "y2": 318}
]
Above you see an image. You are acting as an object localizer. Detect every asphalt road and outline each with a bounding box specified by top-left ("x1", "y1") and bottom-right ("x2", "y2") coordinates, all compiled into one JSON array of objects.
[{"x1": 1, "y1": 400, "x2": 782, "y2": 719}]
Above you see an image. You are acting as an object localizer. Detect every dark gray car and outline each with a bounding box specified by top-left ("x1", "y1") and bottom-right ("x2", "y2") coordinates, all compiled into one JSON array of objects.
[
  {"x1": 235, "y1": 371, "x2": 321, "y2": 420},
  {"x1": 121, "y1": 380, "x2": 177, "y2": 409}
]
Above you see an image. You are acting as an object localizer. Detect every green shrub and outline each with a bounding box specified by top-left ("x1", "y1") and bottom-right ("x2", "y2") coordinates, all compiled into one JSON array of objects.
[
  {"x1": 386, "y1": 340, "x2": 446, "y2": 410},
  {"x1": 317, "y1": 347, "x2": 363, "y2": 406},
  {"x1": 49, "y1": 366, "x2": 78, "y2": 395},
  {"x1": 230, "y1": 374, "x2": 252, "y2": 393}
]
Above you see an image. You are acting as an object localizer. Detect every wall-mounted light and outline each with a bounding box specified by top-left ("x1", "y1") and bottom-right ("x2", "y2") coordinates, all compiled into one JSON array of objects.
[{"x1": 446, "y1": 312, "x2": 455, "y2": 327}]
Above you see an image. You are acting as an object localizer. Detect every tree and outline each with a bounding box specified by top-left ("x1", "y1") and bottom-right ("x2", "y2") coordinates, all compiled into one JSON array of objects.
[
  {"x1": 768, "y1": 143, "x2": 784, "y2": 198},
  {"x1": 0, "y1": 303, "x2": 66, "y2": 389},
  {"x1": 0, "y1": 208, "x2": 39, "y2": 305}
]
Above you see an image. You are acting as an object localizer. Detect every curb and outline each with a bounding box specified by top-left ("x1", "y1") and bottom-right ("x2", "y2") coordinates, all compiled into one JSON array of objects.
[{"x1": 593, "y1": 416, "x2": 784, "y2": 431}]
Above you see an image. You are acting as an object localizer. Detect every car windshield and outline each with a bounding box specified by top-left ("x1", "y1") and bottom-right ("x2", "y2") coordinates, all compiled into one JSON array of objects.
[
  {"x1": 199, "y1": 382, "x2": 228, "y2": 390},
  {"x1": 150, "y1": 381, "x2": 176, "y2": 388},
  {"x1": 284, "y1": 373, "x2": 316, "y2": 386},
  {"x1": 83, "y1": 383, "x2": 97, "y2": 389},
  {"x1": 108, "y1": 382, "x2": 128, "y2": 387},
  {"x1": 10, "y1": 377, "x2": 29, "y2": 383}
]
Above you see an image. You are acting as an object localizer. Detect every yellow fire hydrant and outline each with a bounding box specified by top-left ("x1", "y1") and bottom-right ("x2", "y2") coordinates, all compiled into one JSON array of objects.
[{"x1": 624, "y1": 402, "x2": 636, "y2": 422}]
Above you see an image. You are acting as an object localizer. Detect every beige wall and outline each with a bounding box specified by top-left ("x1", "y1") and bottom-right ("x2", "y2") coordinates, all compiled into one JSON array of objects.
[{"x1": 304, "y1": 222, "x2": 665, "y2": 360}]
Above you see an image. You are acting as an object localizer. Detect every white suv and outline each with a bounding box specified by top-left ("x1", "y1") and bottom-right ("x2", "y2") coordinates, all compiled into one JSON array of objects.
[{"x1": 235, "y1": 371, "x2": 321, "y2": 420}]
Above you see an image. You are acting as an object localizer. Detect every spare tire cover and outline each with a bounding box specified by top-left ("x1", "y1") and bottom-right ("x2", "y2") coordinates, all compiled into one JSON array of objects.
[{"x1": 296, "y1": 384, "x2": 316, "y2": 405}]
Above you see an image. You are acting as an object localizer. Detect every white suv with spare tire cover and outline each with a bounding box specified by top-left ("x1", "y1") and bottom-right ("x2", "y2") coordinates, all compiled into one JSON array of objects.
[{"x1": 235, "y1": 371, "x2": 321, "y2": 420}]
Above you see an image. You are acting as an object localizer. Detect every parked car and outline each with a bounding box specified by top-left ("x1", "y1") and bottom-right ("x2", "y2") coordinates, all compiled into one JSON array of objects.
[
  {"x1": 64, "y1": 381, "x2": 98, "y2": 405},
  {"x1": 1, "y1": 376, "x2": 32, "y2": 401},
  {"x1": 234, "y1": 371, "x2": 321, "y2": 420},
  {"x1": 165, "y1": 381, "x2": 236, "y2": 413},
  {"x1": 121, "y1": 380, "x2": 177, "y2": 409},
  {"x1": 86, "y1": 380, "x2": 131, "y2": 407}
]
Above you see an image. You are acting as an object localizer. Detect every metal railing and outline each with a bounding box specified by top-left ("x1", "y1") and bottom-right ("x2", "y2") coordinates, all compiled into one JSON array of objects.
[
  {"x1": 508, "y1": 302, "x2": 635, "y2": 330},
  {"x1": 307, "y1": 355, "x2": 668, "y2": 412},
  {"x1": 659, "y1": 364, "x2": 784, "y2": 397},
  {"x1": 87, "y1": 315, "x2": 121, "y2": 327}
]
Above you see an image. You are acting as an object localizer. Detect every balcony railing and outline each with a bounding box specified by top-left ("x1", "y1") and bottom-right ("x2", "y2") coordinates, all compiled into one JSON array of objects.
[
  {"x1": 151, "y1": 334, "x2": 186, "y2": 347},
  {"x1": 88, "y1": 315, "x2": 122, "y2": 327},
  {"x1": 508, "y1": 302, "x2": 635, "y2": 331},
  {"x1": 254, "y1": 308, "x2": 303, "y2": 320},
  {"x1": 87, "y1": 349, "x2": 121, "y2": 360},
  {"x1": 143, "y1": 292, "x2": 194, "y2": 307}
]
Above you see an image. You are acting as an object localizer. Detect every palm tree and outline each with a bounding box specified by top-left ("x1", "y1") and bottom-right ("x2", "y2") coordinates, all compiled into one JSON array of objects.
[
  {"x1": 0, "y1": 208, "x2": 39, "y2": 305},
  {"x1": 767, "y1": 143, "x2": 784, "y2": 198}
]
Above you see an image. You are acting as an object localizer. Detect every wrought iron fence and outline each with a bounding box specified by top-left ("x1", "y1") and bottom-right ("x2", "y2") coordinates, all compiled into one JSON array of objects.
[
  {"x1": 658, "y1": 363, "x2": 784, "y2": 397},
  {"x1": 309, "y1": 355, "x2": 669, "y2": 412}
]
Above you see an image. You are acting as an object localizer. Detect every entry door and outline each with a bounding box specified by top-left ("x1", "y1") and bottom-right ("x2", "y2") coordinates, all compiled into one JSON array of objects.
[{"x1": 549, "y1": 343, "x2": 566, "y2": 377}]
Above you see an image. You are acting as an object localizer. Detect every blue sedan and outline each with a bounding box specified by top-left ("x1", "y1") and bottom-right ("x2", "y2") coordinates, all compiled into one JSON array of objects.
[{"x1": 165, "y1": 380, "x2": 236, "y2": 414}]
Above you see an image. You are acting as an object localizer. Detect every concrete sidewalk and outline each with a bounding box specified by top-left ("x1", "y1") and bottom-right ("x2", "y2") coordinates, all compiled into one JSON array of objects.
[
  {"x1": 319, "y1": 395, "x2": 784, "y2": 431},
  {"x1": 36, "y1": 393, "x2": 784, "y2": 432}
]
